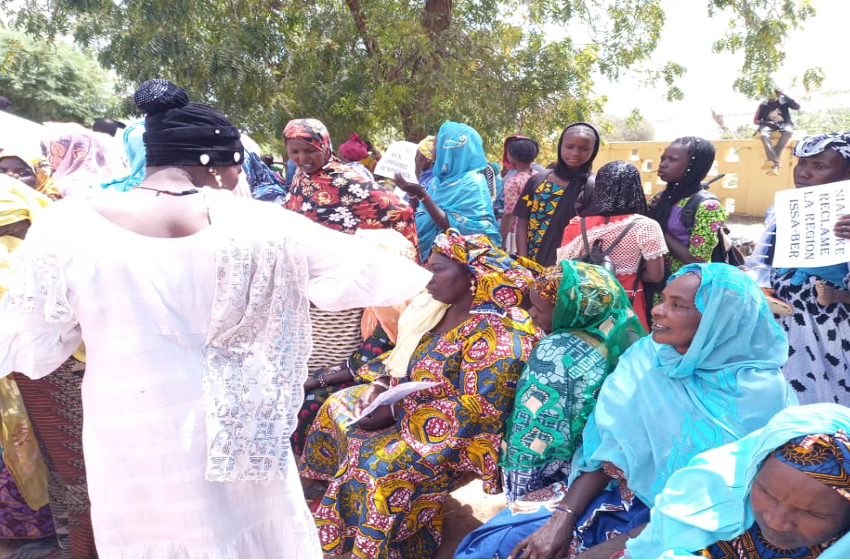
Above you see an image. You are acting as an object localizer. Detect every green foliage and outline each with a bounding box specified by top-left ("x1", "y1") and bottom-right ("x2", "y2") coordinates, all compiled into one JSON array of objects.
[
  {"x1": 796, "y1": 108, "x2": 850, "y2": 135},
  {"x1": 708, "y1": 0, "x2": 816, "y2": 99},
  {"x1": 0, "y1": 29, "x2": 121, "y2": 123},
  {"x1": 719, "y1": 124, "x2": 755, "y2": 140},
  {"x1": 0, "y1": 0, "x2": 816, "y2": 151},
  {"x1": 600, "y1": 109, "x2": 656, "y2": 141}
]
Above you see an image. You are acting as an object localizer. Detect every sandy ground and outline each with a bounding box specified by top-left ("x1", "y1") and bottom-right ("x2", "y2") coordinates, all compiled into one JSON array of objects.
[{"x1": 436, "y1": 480, "x2": 508, "y2": 558}]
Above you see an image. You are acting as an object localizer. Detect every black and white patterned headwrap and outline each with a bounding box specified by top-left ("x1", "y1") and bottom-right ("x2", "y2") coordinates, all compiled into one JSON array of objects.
[{"x1": 793, "y1": 132, "x2": 850, "y2": 163}]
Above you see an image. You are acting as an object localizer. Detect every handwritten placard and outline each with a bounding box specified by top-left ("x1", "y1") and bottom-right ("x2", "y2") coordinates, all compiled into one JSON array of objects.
[
  {"x1": 373, "y1": 141, "x2": 419, "y2": 182},
  {"x1": 773, "y1": 180, "x2": 849, "y2": 268}
]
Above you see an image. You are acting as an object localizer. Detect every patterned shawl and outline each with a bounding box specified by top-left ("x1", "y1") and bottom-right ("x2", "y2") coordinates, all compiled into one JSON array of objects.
[
  {"x1": 42, "y1": 126, "x2": 119, "y2": 198},
  {"x1": 502, "y1": 261, "x2": 645, "y2": 471},
  {"x1": 432, "y1": 228, "x2": 535, "y2": 315}
]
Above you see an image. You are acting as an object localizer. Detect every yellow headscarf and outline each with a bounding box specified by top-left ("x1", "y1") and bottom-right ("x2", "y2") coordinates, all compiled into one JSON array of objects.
[
  {"x1": 0, "y1": 175, "x2": 52, "y2": 510},
  {"x1": 0, "y1": 149, "x2": 62, "y2": 200},
  {"x1": 417, "y1": 135, "x2": 436, "y2": 162}
]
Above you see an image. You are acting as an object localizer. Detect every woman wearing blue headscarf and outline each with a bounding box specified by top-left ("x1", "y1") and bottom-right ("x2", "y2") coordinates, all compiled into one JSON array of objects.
[
  {"x1": 395, "y1": 121, "x2": 501, "y2": 260},
  {"x1": 630, "y1": 404, "x2": 850, "y2": 559},
  {"x1": 101, "y1": 121, "x2": 146, "y2": 192},
  {"x1": 455, "y1": 263, "x2": 795, "y2": 559}
]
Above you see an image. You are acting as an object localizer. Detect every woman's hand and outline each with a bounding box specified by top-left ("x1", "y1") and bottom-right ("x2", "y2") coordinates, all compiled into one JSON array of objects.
[
  {"x1": 354, "y1": 382, "x2": 387, "y2": 416},
  {"x1": 303, "y1": 360, "x2": 352, "y2": 393},
  {"x1": 303, "y1": 376, "x2": 321, "y2": 393},
  {"x1": 354, "y1": 378, "x2": 397, "y2": 430},
  {"x1": 509, "y1": 510, "x2": 576, "y2": 559},
  {"x1": 355, "y1": 404, "x2": 395, "y2": 430},
  {"x1": 574, "y1": 533, "x2": 628, "y2": 559},
  {"x1": 835, "y1": 215, "x2": 850, "y2": 240},
  {"x1": 394, "y1": 173, "x2": 428, "y2": 200}
]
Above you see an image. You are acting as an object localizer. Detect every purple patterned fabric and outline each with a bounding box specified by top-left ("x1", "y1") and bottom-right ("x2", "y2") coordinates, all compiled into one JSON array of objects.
[{"x1": 0, "y1": 461, "x2": 54, "y2": 539}]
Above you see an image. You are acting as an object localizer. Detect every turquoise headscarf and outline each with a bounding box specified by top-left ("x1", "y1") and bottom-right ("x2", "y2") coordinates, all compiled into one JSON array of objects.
[
  {"x1": 101, "y1": 121, "x2": 146, "y2": 192},
  {"x1": 629, "y1": 404, "x2": 850, "y2": 559},
  {"x1": 416, "y1": 121, "x2": 501, "y2": 260},
  {"x1": 569, "y1": 263, "x2": 795, "y2": 503}
]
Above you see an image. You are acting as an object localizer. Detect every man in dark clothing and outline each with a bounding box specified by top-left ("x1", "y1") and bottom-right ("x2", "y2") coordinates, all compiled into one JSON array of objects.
[{"x1": 754, "y1": 88, "x2": 800, "y2": 175}]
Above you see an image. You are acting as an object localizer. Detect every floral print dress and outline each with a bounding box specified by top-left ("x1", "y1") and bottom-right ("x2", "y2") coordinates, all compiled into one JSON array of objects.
[
  {"x1": 299, "y1": 309, "x2": 539, "y2": 558},
  {"x1": 653, "y1": 194, "x2": 727, "y2": 275}
]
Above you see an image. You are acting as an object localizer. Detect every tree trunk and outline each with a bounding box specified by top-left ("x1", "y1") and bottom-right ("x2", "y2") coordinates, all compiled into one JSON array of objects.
[
  {"x1": 423, "y1": 0, "x2": 451, "y2": 34},
  {"x1": 400, "y1": 104, "x2": 428, "y2": 142}
]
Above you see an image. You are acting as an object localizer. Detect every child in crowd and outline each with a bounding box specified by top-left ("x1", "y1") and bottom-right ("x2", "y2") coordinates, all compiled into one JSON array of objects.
[
  {"x1": 515, "y1": 123, "x2": 600, "y2": 266},
  {"x1": 500, "y1": 137, "x2": 540, "y2": 253}
]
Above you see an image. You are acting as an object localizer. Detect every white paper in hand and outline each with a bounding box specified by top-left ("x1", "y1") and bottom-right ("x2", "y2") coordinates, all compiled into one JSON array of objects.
[
  {"x1": 348, "y1": 381, "x2": 438, "y2": 426},
  {"x1": 373, "y1": 141, "x2": 419, "y2": 183},
  {"x1": 772, "y1": 181, "x2": 850, "y2": 268}
]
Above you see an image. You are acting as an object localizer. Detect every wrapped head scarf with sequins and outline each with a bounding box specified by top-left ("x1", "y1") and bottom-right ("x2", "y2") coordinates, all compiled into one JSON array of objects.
[{"x1": 134, "y1": 79, "x2": 244, "y2": 169}]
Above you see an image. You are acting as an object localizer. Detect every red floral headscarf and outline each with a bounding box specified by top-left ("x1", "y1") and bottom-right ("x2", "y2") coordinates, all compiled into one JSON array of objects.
[{"x1": 283, "y1": 118, "x2": 332, "y2": 161}]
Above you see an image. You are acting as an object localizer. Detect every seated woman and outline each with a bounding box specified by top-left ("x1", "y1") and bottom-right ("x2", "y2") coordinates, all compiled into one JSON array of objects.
[
  {"x1": 0, "y1": 149, "x2": 61, "y2": 199},
  {"x1": 299, "y1": 229, "x2": 541, "y2": 558},
  {"x1": 557, "y1": 160, "x2": 668, "y2": 330},
  {"x1": 394, "y1": 121, "x2": 502, "y2": 260},
  {"x1": 455, "y1": 263, "x2": 795, "y2": 559},
  {"x1": 501, "y1": 260, "x2": 645, "y2": 503},
  {"x1": 629, "y1": 403, "x2": 850, "y2": 559},
  {"x1": 292, "y1": 229, "x2": 418, "y2": 457}
]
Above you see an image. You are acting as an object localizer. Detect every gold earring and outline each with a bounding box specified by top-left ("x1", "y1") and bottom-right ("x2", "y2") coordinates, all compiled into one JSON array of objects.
[{"x1": 469, "y1": 278, "x2": 477, "y2": 295}]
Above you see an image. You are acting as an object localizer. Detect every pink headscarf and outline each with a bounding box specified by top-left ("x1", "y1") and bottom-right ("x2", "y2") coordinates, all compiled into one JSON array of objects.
[
  {"x1": 339, "y1": 132, "x2": 369, "y2": 161},
  {"x1": 41, "y1": 125, "x2": 121, "y2": 198}
]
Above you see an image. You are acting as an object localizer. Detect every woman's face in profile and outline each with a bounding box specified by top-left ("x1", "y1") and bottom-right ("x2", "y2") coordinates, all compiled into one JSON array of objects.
[
  {"x1": 424, "y1": 253, "x2": 472, "y2": 305},
  {"x1": 650, "y1": 273, "x2": 702, "y2": 354}
]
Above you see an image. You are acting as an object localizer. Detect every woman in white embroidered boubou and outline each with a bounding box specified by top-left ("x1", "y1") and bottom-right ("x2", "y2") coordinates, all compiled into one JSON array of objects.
[{"x1": 0, "y1": 79, "x2": 431, "y2": 559}]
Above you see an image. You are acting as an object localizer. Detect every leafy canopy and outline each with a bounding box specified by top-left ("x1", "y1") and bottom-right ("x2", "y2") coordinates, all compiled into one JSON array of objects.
[
  {"x1": 0, "y1": 29, "x2": 121, "y2": 124},
  {"x1": 0, "y1": 0, "x2": 818, "y2": 150}
]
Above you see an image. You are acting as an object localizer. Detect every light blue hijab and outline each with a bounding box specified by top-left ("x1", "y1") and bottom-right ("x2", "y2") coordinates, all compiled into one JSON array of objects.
[
  {"x1": 569, "y1": 263, "x2": 795, "y2": 504},
  {"x1": 628, "y1": 404, "x2": 850, "y2": 559},
  {"x1": 101, "y1": 121, "x2": 146, "y2": 192},
  {"x1": 416, "y1": 121, "x2": 500, "y2": 260}
]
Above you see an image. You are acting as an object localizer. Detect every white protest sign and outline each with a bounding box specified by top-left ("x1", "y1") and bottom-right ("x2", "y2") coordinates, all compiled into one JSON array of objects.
[
  {"x1": 772, "y1": 180, "x2": 850, "y2": 268},
  {"x1": 373, "y1": 141, "x2": 419, "y2": 183}
]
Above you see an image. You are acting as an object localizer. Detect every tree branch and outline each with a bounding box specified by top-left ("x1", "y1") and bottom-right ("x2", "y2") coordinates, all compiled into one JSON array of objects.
[{"x1": 344, "y1": 0, "x2": 378, "y2": 57}]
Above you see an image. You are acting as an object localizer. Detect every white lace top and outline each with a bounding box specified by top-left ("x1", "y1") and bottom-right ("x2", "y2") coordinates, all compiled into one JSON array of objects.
[{"x1": 0, "y1": 189, "x2": 429, "y2": 557}]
